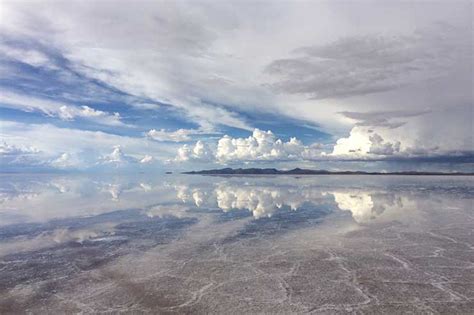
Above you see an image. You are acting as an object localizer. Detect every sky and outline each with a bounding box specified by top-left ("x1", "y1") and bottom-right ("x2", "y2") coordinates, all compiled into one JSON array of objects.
[{"x1": 0, "y1": 0, "x2": 472, "y2": 172}]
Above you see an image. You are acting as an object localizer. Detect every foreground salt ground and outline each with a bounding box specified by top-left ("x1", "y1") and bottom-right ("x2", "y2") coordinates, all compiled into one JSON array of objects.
[{"x1": 0, "y1": 175, "x2": 473, "y2": 314}]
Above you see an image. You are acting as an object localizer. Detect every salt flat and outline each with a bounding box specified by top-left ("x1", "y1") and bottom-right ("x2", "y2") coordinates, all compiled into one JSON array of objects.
[{"x1": 0, "y1": 174, "x2": 473, "y2": 314}]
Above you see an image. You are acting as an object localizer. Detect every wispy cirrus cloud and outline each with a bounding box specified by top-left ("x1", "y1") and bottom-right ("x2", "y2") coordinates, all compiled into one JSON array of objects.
[{"x1": 0, "y1": 43, "x2": 52, "y2": 68}]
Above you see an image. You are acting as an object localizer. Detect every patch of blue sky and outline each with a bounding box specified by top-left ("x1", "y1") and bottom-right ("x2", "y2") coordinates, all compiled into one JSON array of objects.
[
  {"x1": 1, "y1": 62, "x2": 130, "y2": 108},
  {"x1": 0, "y1": 107, "x2": 126, "y2": 136},
  {"x1": 199, "y1": 99, "x2": 331, "y2": 143},
  {"x1": 2, "y1": 37, "x2": 329, "y2": 146},
  {"x1": 1, "y1": 50, "x2": 215, "y2": 140},
  {"x1": 230, "y1": 111, "x2": 331, "y2": 144},
  {"x1": 0, "y1": 104, "x2": 202, "y2": 140},
  {"x1": 124, "y1": 105, "x2": 201, "y2": 134}
]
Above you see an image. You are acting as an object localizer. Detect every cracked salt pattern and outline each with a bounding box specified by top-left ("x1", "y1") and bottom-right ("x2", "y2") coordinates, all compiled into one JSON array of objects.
[{"x1": 0, "y1": 174, "x2": 473, "y2": 314}]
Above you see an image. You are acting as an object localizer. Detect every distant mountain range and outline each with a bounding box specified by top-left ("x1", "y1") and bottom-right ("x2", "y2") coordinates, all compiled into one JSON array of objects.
[{"x1": 183, "y1": 168, "x2": 473, "y2": 176}]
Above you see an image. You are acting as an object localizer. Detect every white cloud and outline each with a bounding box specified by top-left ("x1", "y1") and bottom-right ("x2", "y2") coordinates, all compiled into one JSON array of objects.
[
  {"x1": 145, "y1": 205, "x2": 190, "y2": 218},
  {"x1": 99, "y1": 147, "x2": 156, "y2": 167},
  {"x1": 140, "y1": 155, "x2": 154, "y2": 164},
  {"x1": 331, "y1": 106, "x2": 474, "y2": 159},
  {"x1": 50, "y1": 152, "x2": 81, "y2": 168},
  {"x1": 0, "y1": 0, "x2": 471, "y2": 165},
  {"x1": 174, "y1": 128, "x2": 324, "y2": 163},
  {"x1": 175, "y1": 140, "x2": 213, "y2": 162},
  {"x1": 330, "y1": 126, "x2": 372, "y2": 158},
  {"x1": 132, "y1": 102, "x2": 161, "y2": 110},
  {"x1": 0, "y1": 141, "x2": 43, "y2": 166},
  {"x1": 0, "y1": 91, "x2": 126, "y2": 126},
  {"x1": 98, "y1": 146, "x2": 157, "y2": 167},
  {"x1": 0, "y1": 141, "x2": 39, "y2": 155},
  {"x1": 176, "y1": 121, "x2": 473, "y2": 163},
  {"x1": 0, "y1": 121, "x2": 176, "y2": 169},
  {"x1": 331, "y1": 126, "x2": 427, "y2": 159},
  {"x1": 368, "y1": 133, "x2": 401, "y2": 156},
  {"x1": 101, "y1": 145, "x2": 124, "y2": 164},
  {"x1": 147, "y1": 128, "x2": 194, "y2": 142},
  {"x1": 0, "y1": 43, "x2": 52, "y2": 68},
  {"x1": 216, "y1": 129, "x2": 306, "y2": 162}
]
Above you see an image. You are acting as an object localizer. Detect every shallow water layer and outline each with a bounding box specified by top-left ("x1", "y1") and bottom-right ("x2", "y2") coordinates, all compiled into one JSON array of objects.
[{"x1": 0, "y1": 174, "x2": 473, "y2": 314}]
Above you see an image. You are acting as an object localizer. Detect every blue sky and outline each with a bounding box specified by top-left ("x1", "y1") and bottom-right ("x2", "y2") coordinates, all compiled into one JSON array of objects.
[{"x1": 0, "y1": 0, "x2": 472, "y2": 172}]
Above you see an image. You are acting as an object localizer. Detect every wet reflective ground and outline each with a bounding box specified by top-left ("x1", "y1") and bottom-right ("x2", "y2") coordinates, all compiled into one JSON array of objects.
[{"x1": 0, "y1": 174, "x2": 473, "y2": 314}]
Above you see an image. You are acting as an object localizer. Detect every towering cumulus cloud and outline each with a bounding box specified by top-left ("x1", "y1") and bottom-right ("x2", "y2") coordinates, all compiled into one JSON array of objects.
[
  {"x1": 175, "y1": 141, "x2": 213, "y2": 162},
  {"x1": 216, "y1": 129, "x2": 305, "y2": 162},
  {"x1": 174, "y1": 129, "x2": 324, "y2": 163}
]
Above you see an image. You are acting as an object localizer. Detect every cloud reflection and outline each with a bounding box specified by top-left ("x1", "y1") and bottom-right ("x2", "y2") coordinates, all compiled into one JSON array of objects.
[
  {"x1": 173, "y1": 181, "x2": 416, "y2": 223},
  {"x1": 1, "y1": 174, "x2": 471, "y2": 228},
  {"x1": 2, "y1": 173, "x2": 471, "y2": 292},
  {"x1": 174, "y1": 178, "x2": 471, "y2": 225},
  {"x1": 331, "y1": 191, "x2": 408, "y2": 224}
]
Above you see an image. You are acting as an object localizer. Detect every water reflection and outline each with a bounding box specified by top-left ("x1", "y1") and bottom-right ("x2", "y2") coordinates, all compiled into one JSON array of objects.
[
  {"x1": 173, "y1": 178, "x2": 471, "y2": 226},
  {"x1": 1, "y1": 174, "x2": 473, "y2": 313},
  {"x1": 176, "y1": 183, "x2": 329, "y2": 219},
  {"x1": 331, "y1": 191, "x2": 409, "y2": 223},
  {"x1": 1, "y1": 174, "x2": 472, "y2": 227}
]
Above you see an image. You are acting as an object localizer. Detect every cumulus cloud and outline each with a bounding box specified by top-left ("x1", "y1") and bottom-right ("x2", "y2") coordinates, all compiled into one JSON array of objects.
[
  {"x1": 0, "y1": 141, "x2": 39, "y2": 156},
  {"x1": 331, "y1": 127, "x2": 414, "y2": 158},
  {"x1": 41, "y1": 146, "x2": 155, "y2": 169},
  {"x1": 368, "y1": 134, "x2": 401, "y2": 156},
  {"x1": 175, "y1": 140, "x2": 213, "y2": 162},
  {"x1": 0, "y1": 141, "x2": 43, "y2": 166},
  {"x1": 99, "y1": 145, "x2": 138, "y2": 166},
  {"x1": 174, "y1": 129, "x2": 324, "y2": 163},
  {"x1": 216, "y1": 129, "x2": 305, "y2": 162},
  {"x1": 1, "y1": 121, "x2": 175, "y2": 170},
  {"x1": 147, "y1": 128, "x2": 194, "y2": 142},
  {"x1": 50, "y1": 153, "x2": 80, "y2": 168},
  {"x1": 174, "y1": 125, "x2": 472, "y2": 163},
  {"x1": 97, "y1": 145, "x2": 154, "y2": 167},
  {"x1": 331, "y1": 111, "x2": 473, "y2": 160},
  {"x1": 103, "y1": 146, "x2": 125, "y2": 164},
  {"x1": 330, "y1": 127, "x2": 372, "y2": 158},
  {"x1": 0, "y1": 91, "x2": 126, "y2": 126}
]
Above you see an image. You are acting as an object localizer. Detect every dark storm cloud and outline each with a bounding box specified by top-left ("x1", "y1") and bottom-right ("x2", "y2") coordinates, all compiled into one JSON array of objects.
[{"x1": 265, "y1": 23, "x2": 470, "y2": 99}]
